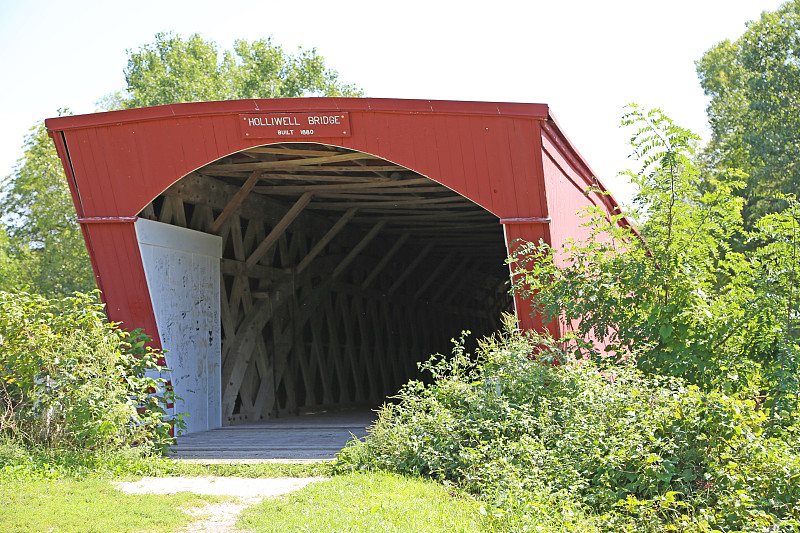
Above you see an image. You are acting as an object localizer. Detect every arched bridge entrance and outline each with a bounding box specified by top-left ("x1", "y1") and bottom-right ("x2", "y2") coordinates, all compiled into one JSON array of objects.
[{"x1": 140, "y1": 142, "x2": 510, "y2": 426}]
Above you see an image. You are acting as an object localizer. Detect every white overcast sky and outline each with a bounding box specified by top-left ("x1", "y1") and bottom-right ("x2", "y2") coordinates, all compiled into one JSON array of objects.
[{"x1": 0, "y1": 0, "x2": 787, "y2": 205}]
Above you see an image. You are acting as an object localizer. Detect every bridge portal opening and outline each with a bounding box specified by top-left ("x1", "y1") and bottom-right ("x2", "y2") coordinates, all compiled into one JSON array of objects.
[{"x1": 138, "y1": 143, "x2": 513, "y2": 426}]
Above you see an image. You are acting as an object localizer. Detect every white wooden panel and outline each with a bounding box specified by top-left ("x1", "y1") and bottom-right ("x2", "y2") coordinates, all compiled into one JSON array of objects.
[{"x1": 135, "y1": 218, "x2": 223, "y2": 434}]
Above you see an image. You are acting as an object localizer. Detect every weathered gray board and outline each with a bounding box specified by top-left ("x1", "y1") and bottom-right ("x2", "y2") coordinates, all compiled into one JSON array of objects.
[
  {"x1": 168, "y1": 409, "x2": 375, "y2": 461},
  {"x1": 136, "y1": 218, "x2": 223, "y2": 434}
]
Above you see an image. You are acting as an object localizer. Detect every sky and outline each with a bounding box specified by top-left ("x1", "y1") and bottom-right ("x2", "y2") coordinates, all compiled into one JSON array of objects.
[{"x1": 0, "y1": 0, "x2": 787, "y2": 205}]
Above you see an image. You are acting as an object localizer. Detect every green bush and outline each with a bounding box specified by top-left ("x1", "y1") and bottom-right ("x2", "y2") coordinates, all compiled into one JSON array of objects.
[
  {"x1": 508, "y1": 106, "x2": 800, "y2": 431},
  {"x1": 337, "y1": 321, "x2": 800, "y2": 532},
  {"x1": 0, "y1": 290, "x2": 178, "y2": 453}
]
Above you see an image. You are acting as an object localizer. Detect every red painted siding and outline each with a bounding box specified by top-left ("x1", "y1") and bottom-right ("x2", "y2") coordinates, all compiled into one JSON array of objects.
[{"x1": 46, "y1": 98, "x2": 623, "y2": 336}]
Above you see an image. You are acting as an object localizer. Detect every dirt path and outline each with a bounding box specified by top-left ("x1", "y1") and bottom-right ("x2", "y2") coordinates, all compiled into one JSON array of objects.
[{"x1": 115, "y1": 476, "x2": 324, "y2": 533}]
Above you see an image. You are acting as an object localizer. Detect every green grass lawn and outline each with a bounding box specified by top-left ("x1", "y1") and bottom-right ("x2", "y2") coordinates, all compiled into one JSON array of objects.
[
  {"x1": 237, "y1": 471, "x2": 487, "y2": 533},
  {"x1": 0, "y1": 450, "x2": 488, "y2": 533},
  {"x1": 0, "y1": 478, "x2": 222, "y2": 533}
]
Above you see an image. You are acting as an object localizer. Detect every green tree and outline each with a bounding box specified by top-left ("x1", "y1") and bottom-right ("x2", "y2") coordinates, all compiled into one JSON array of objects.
[
  {"x1": 512, "y1": 108, "x2": 769, "y2": 384},
  {"x1": 0, "y1": 224, "x2": 27, "y2": 292},
  {"x1": 113, "y1": 32, "x2": 363, "y2": 109},
  {"x1": 749, "y1": 195, "x2": 800, "y2": 423},
  {"x1": 0, "y1": 120, "x2": 94, "y2": 296},
  {"x1": 696, "y1": 0, "x2": 800, "y2": 229},
  {"x1": 510, "y1": 106, "x2": 799, "y2": 424}
]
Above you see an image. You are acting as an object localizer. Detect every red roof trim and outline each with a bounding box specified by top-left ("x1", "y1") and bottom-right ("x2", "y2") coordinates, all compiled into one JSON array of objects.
[{"x1": 45, "y1": 98, "x2": 550, "y2": 133}]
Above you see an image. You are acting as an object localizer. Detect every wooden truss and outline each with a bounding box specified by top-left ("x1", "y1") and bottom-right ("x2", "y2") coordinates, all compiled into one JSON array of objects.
[{"x1": 139, "y1": 143, "x2": 513, "y2": 424}]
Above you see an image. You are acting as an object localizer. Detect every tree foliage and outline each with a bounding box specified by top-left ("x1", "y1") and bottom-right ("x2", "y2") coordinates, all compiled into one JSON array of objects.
[
  {"x1": 0, "y1": 120, "x2": 94, "y2": 296},
  {"x1": 0, "y1": 227, "x2": 26, "y2": 293},
  {"x1": 509, "y1": 106, "x2": 799, "y2": 424},
  {"x1": 750, "y1": 196, "x2": 800, "y2": 421},
  {"x1": 696, "y1": 0, "x2": 800, "y2": 228},
  {"x1": 115, "y1": 32, "x2": 363, "y2": 109}
]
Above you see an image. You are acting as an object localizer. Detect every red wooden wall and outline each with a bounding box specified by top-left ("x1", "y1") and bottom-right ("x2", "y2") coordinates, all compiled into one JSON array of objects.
[{"x1": 46, "y1": 97, "x2": 625, "y2": 341}]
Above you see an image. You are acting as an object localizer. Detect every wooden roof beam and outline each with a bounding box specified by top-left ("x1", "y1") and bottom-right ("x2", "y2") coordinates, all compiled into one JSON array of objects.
[
  {"x1": 206, "y1": 152, "x2": 383, "y2": 172},
  {"x1": 253, "y1": 178, "x2": 434, "y2": 194},
  {"x1": 353, "y1": 212, "x2": 493, "y2": 220},
  {"x1": 313, "y1": 193, "x2": 457, "y2": 201},
  {"x1": 274, "y1": 165, "x2": 404, "y2": 173},
  {"x1": 309, "y1": 197, "x2": 473, "y2": 209},
  {"x1": 199, "y1": 171, "x2": 384, "y2": 182}
]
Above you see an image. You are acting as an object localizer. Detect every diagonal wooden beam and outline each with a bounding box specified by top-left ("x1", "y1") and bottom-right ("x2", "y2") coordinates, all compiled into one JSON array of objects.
[
  {"x1": 296, "y1": 208, "x2": 358, "y2": 275},
  {"x1": 428, "y1": 257, "x2": 469, "y2": 303},
  {"x1": 220, "y1": 297, "x2": 274, "y2": 417},
  {"x1": 245, "y1": 192, "x2": 313, "y2": 269},
  {"x1": 413, "y1": 253, "x2": 456, "y2": 299},
  {"x1": 361, "y1": 233, "x2": 410, "y2": 289},
  {"x1": 332, "y1": 219, "x2": 387, "y2": 280},
  {"x1": 220, "y1": 280, "x2": 294, "y2": 419},
  {"x1": 209, "y1": 170, "x2": 262, "y2": 234},
  {"x1": 387, "y1": 241, "x2": 435, "y2": 295}
]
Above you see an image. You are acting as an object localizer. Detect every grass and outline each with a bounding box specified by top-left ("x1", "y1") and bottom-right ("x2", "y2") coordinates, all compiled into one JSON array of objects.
[
  {"x1": 237, "y1": 471, "x2": 487, "y2": 533},
  {"x1": 1, "y1": 441, "x2": 487, "y2": 532},
  {"x1": 0, "y1": 478, "x2": 222, "y2": 533},
  {"x1": 0, "y1": 439, "x2": 330, "y2": 481},
  {"x1": 105, "y1": 455, "x2": 331, "y2": 479}
]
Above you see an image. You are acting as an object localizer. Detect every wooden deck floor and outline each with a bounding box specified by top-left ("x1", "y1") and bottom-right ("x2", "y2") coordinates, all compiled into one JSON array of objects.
[{"x1": 167, "y1": 409, "x2": 376, "y2": 463}]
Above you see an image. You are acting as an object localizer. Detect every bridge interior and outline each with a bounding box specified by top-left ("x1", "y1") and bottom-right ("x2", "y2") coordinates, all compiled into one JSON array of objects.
[{"x1": 139, "y1": 143, "x2": 512, "y2": 426}]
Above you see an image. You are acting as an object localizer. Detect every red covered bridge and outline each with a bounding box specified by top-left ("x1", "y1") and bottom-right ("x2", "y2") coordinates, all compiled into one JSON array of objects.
[{"x1": 46, "y1": 98, "x2": 623, "y2": 435}]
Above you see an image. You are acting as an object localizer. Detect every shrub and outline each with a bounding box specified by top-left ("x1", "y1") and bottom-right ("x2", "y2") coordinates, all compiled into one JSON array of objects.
[
  {"x1": 508, "y1": 106, "x2": 800, "y2": 430},
  {"x1": 336, "y1": 320, "x2": 800, "y2": 532},
  {"x1": 0, "y1": 290, "x2": 178, "y2": 453}
]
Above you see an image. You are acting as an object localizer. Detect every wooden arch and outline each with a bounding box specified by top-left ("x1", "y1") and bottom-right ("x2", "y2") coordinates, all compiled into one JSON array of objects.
[{"x1": 46, "y1": 98, "x2": 625, "y2": 427}]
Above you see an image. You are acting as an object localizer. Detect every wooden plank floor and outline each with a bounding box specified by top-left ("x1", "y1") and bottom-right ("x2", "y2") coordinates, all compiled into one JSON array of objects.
[{"x1": 167, "y1": 409, "x2": 376, "y2": 462}]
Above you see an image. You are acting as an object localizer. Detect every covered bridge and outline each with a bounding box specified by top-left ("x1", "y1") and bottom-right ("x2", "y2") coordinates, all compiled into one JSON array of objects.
[{"x1": 46, "y1": 98, "x2": 623, "y2": 435}]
